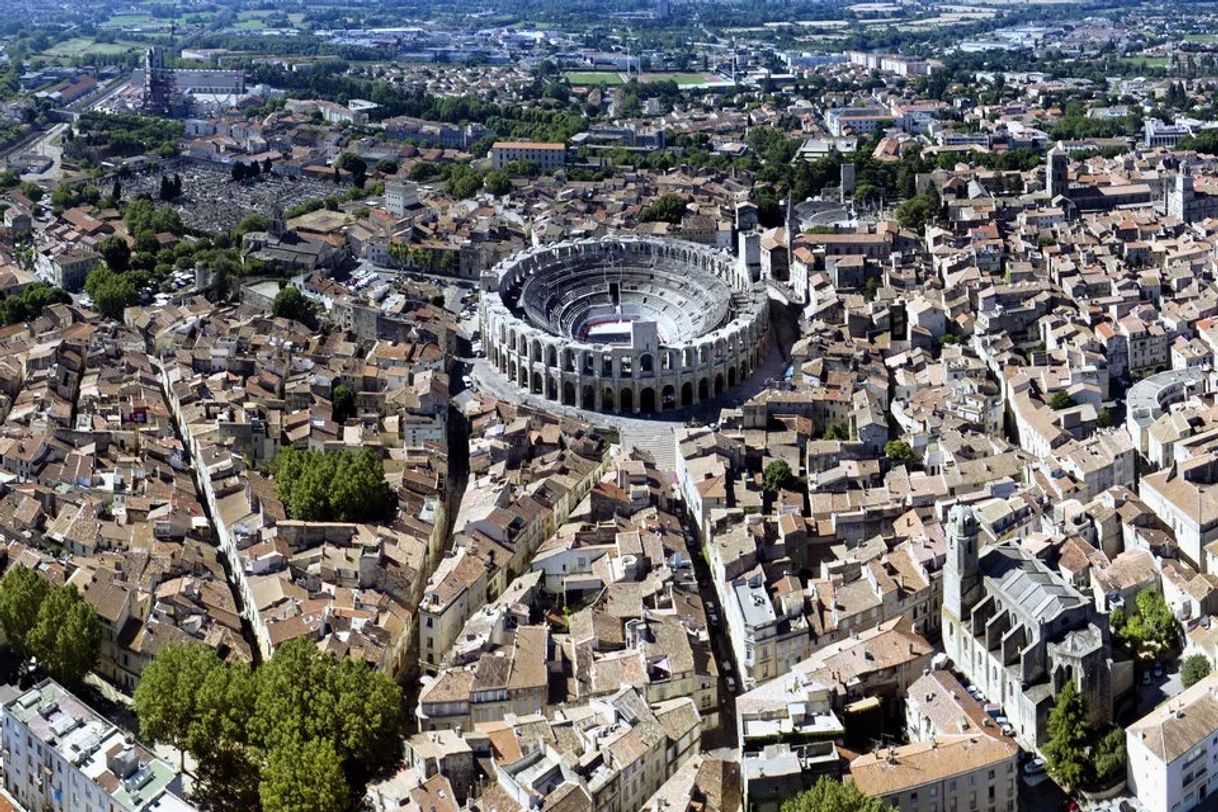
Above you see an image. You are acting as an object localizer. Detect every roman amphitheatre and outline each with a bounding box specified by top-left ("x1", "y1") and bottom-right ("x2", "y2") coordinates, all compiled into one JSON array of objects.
[{"x1": 479, "y1": 236, "x2": 770, "y2": 415}]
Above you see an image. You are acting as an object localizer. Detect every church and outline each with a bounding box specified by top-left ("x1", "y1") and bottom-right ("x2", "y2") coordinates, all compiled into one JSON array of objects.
[
  {"x1": 241, "y1": 204, "x2": 346, "y2": 274},
  {"x1": 941, "y1": 505, "x2": 1114, "y2": 747}
]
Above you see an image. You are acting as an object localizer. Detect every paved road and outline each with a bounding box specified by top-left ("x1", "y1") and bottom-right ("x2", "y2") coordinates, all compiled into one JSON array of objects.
[{"x1": 18, "y1": 123, "x2": 67, "y2": 181}]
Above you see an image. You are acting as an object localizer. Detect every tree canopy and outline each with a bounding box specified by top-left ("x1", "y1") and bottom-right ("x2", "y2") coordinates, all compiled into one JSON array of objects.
[
  {"x1": 895, "y1": 189, "x2": 939, "y2": 232},
  {"x1": 0, "y1": 565, "x2": 49, "y2": 659},
  {"x1": 0, "y1": 567, "x2": 100, "y2": 689},
  {"x1": 0, "y1": 283, "x2": 71, "y2": 326},
  {"x1": 781, "y1": 777, "x2": 890, "y2": 812},
  {"x1": 1111, "y1": 588, "x2": 1179, "y2": 658},
  {"x1": 273, "y1": 447, "x2": 394, "y2": 523},
  {"x1": 638, "y1": 193, "x2": 688, "y2": 224},
  {"x1": 763, "y1": 459, "x2": 795, "y2": 495},
  {"x1": 269, "y1": 286, "x2": 317, "y2": 327},
  {"x1": 98, "y1": 234, "x2": 131, "y2": 274},
  {"x1": 1043, "y1": 679, "x2": 1089, "y2": 791},
  {"x1": 85, "y1": 266, "x2": 140, "y2": 321},
  {"x1": 331, "y1": 383, "x2": 356, "y2": 424},
  {"x1": 135, "y1": 639, "x2": 403, "y2": 812},
  {"x1": 883, "y1": 440, "x2": 915, "y2": 462},
  {"x1": 1049, "y1": 390, "x2": 1076, "y2": 410},
  {"x1": 1183, "y1": 653, "x2": 1212, "y2": 688}
]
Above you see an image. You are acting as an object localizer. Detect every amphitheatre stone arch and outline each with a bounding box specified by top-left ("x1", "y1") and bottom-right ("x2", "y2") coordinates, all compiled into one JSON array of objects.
[{"x1": 479, "y1": 236, "x2": 770, "y2": 415}]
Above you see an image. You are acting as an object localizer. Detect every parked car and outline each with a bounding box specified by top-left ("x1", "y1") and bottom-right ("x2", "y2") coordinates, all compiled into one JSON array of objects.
[
  {"x1": 1141, "y1": 671, "x2": 1152, "y2": 685},
  {"x1": 1023, "y1": 758, "x2": 1046, "y2": 777},
  {"x1": 1153, "y1": 662, "x2": 1165, "y2": 678},
  {"x1": 725, "y1": 677, "x2": 737, "y2": 694},
  {"x1": 1001, "y1": 724, "x2": 1015, "y2": 737}
]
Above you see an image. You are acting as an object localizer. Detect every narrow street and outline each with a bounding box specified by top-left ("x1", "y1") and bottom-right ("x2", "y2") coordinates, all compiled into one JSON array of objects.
[{"x1": 151, "y1": 355, "x2": 262, "y2": 666}]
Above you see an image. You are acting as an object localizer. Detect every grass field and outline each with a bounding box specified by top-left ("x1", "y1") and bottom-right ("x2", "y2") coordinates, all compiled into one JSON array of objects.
[
  {"x1": 103, "y1": 14, "x2": 154, "y2": 26},
  {"x1": 1186, "y1": 33, "x2": 1218, "y2": 43},
  {"x1": 565, "y1": 72, "x2": 626, "y2": 85},
  {"x1": 1121, "y1": 55, "x2": 1169, "y2": 68},
  {"x1": 42, "y1": 37, "x2": 145, "y2": 60},
  {"x1": 643, "y1": 72, "x2": 718, "y2": 86}
]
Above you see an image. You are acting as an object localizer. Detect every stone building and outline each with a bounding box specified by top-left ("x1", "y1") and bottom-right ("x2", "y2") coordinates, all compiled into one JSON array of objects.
[{"x1": 941, "y1": 504, "x2": 1114, "y2": 746}]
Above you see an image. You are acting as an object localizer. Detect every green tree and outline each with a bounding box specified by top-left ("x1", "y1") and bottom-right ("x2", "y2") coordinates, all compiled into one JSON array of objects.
[
  {"x1": 1043, "y1": 679, "x2": 1090, "y2": 791},
  {"x1": 270, "y1": 286, "x2": 316, "y2": 326},
  {"x1": 484, "y1": 169, "x2": 511, "y2": 195},
  {"x1": 98, "y1": 234, "x2": 131, "y2": 273},
  {"x1": 86, "y1": 267, "x2": 138, "y2": 321},
  {"x1": 780, "y1": 776, "x2": 889, "y2": 812},
  {"x1": 1182, "y1": 653, "x2": 1212, "y2": 688},
  {"x1": 895, "y1": 190, "x2": 939, "y2": 232},
  {"x1": 331, "y1": 383, "x2": 356, "y2": 423},
  {"x1": 854, "y1": 182, "x2": 878, "y2": 206},
  {"x1": 0, "y1": 565, "x2": 50, "y2": 659},
  {"x1": 1097, "y1": 407, "x2": 1113, "y2": 428},
  {"x1": 1049, "y1": 390, "x2": 1076, "y2": 410},
  {"x1": 884, "y1": 440, "x2": 915, "y2": 462},
  {"x1": 1112, "y1": 588, "x2": 1179, "y2": 658},
  {"x1": 639, "y1": 193, "x2": 687, "y2": 224},
  {"x1": 189, "y1": 662, "x2": 259, "y2": 810},
  {"x1": 249, "y1": 638, "x2": 401, "y2": 773},
  {"x1": 260, "y1": 737, "x2": 349, "y2": 812},
  {"x1": 863, "y1": 277, "x2": 879, "y2": 301},
  {"x1": 235, "y1": 213, "x2": 270, "y2": 237},
  {"x1": 763, "y1": 460, "x2": 794, "y2": 495},
  {"x1": 444, "y1": 164, "x2": 483, "y2": 199},
  {"x1": 19, "y1": 181, "x2": 43, "y2": 203},
  {"x1": 133, "y1": 642, "x2": 223, "y2": 771},
  {"x1": 28, "y1": 584, "x2": 100, "y2": 689},
  {"x1": 273, "y1": 447, "x2": 392, "y2": 523},
  {"x1": 1091, "y1": 726, "x2": 1126, "y2": 787},
  {"x1": 0, "y1": 283, "x2": 71, "y2": 325},
  {"x1": 337, "y1": 152, "x2": 367, "y2": 189},
  {"x1": 825, "y1": 423, "x2": 850, "y2": 441}
]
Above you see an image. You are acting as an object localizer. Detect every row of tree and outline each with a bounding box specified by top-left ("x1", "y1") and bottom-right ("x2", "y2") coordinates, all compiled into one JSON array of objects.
[
  {"x1": 231, "y1": 158, "x2": 275, "y2": 183},
  {"x1": 0, "y1": 282, "x2": 71, "y2": 326},
  {"x1": 134, "y1": 640, "x2": 403, "y2": 812},
  {"x1": 0, "y1": 566, "x2": 101, "y2": 689},
  {"x1": 272, "y1": 446, "x2": 394, "y2": 523}
]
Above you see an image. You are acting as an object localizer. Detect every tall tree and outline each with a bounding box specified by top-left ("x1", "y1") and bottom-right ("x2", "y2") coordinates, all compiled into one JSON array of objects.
[
  {"x1": 27, "y1": 584, "x2": 100, "y2": 688},
  {"x1": 134, "y1": 642, "x2": 223, "y2": 770},
  {"x1": 781, "y1": 777, "x2": 890, "y2": 812},
  {"x1": 1043, "y1": 679, "x2": 1090, "y2": 791},
  {"x1": 269, "y1": 286, "x2": 315, "y2": 326},
  {"x1": 98, "y1": 234, "x2": 131, "y2": 273},
  {"x1": 763, "y1": 460, "x2": 793, "y2": 495},
  {"x1": 259, "y1": 737, "x2": 349, "y2": 812},
  {"x1": 0, "y1": 566, "x2": 50, "y2": 659},
  {"x1": 331, "y1": 383, "x2": 356, "y2": 423},
  {"x1": 1182, "y1": 653, "x2": 1212, "y2": 688}
]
